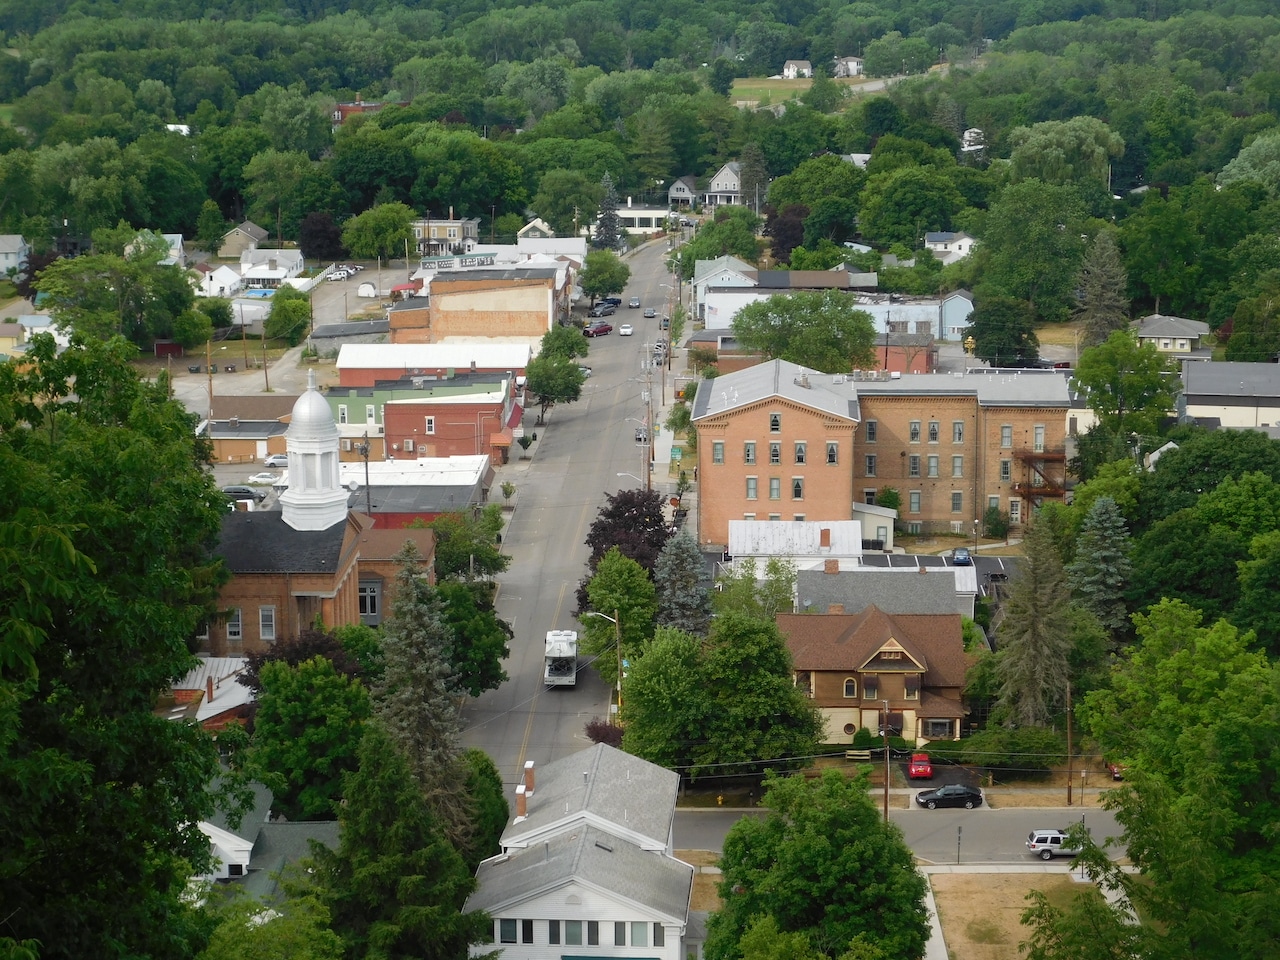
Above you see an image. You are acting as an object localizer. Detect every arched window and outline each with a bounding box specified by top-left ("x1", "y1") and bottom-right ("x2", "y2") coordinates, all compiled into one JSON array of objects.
[{"x1": 843, "y1": 677, "x2": 857, "y2": 698}]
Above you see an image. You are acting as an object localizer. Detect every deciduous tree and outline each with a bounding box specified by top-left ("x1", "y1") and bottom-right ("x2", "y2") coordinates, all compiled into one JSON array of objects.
[
  {"x1": 732, "y1": 290, "x2": 877, "y2": 373},
  {"x1": 525, "y1": 352, "x2": 585, "y2": 423},
  {"x1": 967, "y1": 293, "x2": 1039, "y2": 367},
  {"x1": 196, "y1": 895, "x2": 344, "y2": 960},
  {"x1": 540, "y1": 322, "x2": 589, "y2": 361},
  {"x1": 437, "y1": 581, "x2": 511, "y2": 697},
  {"x1": 583, "y1": 547, "x2": 658, "y2": 689},
  {"x1": 1073, "y1": 330, "x2": 1174, "y2": 438},
  {"x1": 579, "y1": 248, "x2": 631, "y2": 302},
  {"x1": 585, "y1": 487, "x2": 671, "y2": 573},
  {"x1": 428, "y1": 504, "x2": 510, "y2": 581},
  {"x1": 341, "y1": 201, "x2": 415, "y2": 260},
  {"x1": 706, "y1": 770, "x2": 928, "y2": 960}
]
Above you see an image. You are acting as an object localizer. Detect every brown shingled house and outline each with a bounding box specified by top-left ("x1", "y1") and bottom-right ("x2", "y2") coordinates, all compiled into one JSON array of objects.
[{"x1": 776, "y1": 606, "x2": 968, "y2": 745}]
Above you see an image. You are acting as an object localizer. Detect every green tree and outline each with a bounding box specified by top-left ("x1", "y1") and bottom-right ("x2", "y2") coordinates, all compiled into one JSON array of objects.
[
  {"x1": 309, "y1": 725, "x2": 487, "y2": 960},
  {"x1": 968, "y1": 293, "x2": 1039, "y2": 367},
  {"x1": 732, "y1": 291, "x2": 877, "y2": 373},
  {"x1": 767, "y1": 154, "x2": 866, "y2": 215},
  {"x1": 244, "y1": 149, "x2": 313, "y2": 243},
  {"x1": 196, "y1": 895, "x2": 344, "y2": 960},
  {"x1": 1073, "y1": 331, "x2": 1174, "y2": 438},
  {"x1": 594, "y1": 171, "x2": 621, "y2": 249},
  {"x1": 265, "y1": 286, "x2": 311, "y2": 346},
  {"x1": 1232, "y1": 530, "x2": 1280, "y2": 655},
  {"x1": 579, "y1": 248, "x2": 631, "y2": 302},
  {"x1": 1074, "y1": 232, "x2": 1131, "y2": 348},
  {"x1": 1008, "y1": 116, "x2": 1125, "y2": 195},
  {"x1": 437, "y1": 581, "x2": 511, "y2": 698},
  {"x1": 525, "y1": 352, "x2": 585, "y2": 423},
  {"x1": 461, "y1": 748, "x2": 508, "y2": 870},
  {"x1": 1120, "y1": 191, "x2": 1200, "y2": 315},
  {"x1": 1127, "y1": 509, "x2": 1246, "y2": 622},
  {"x1": 619, "y1": 627, "x2": 706, "y2": 769},
  {"x1": 1224, "y1": 275, "x2": 1280, "y2": 362},
  {"x1": 677, "y1": 207, "x2": 762, "y2": 280},
  {"x1": 38, "y1": 254, "x2": 189, "y2": 346},
  {"x1": 428, "y1": 503, "x2": 510, "y2": 581},
  {"x1": 531, "y1": 168, "x2": 602, "y2": 237},
  {"x1": 341, "y1": 202, "x2": 415, "y2": 260},
  {"x1": 373, "y1": 543, "x2": 471, "y2": 848},
  {"x1": 738, "y1": 142, "x2": 769, "y2": 214},
  {"x1": 980, "y1": 179, "x2": 1087, "y2": 323},
  {"x1": 1218, "y1": 128, "x2": 1280, "y2": 193},
  {"x1": 583, "y1": 547, "x2": 658, "y2": 689},
  {"x1": 0, "y1": 334, "x2": 235, "y2": 958},
  {"x1": 172, "y1": 309, "x2": 214, "y2": 349},
  {"x1": 706, "y1": 770, "x2": 928, "y2": 960},
  {"x1": 713, "y1": 557, "x2": 797, "y2": 621},
  {"x1": 801, "y1": 70, "x2": 846, "y2": 114},
  {"x1": 250, "y1": 656, "x2": 372, "y2": 821},
  {"x1": 653, "y1": 530, "x2": 712, "y2": 635},
  {"x1": 194, "y1": 198, "x2": 228, "y2": 253},
  {"x1": 995, "y1": 520, "x2": 1073, "y2": 727},
  {"x1": 298, "y1": 212, "x2": 346, "y2": 262},
  {"x1": 858, "y1": 166, "x2": 965, "y2": 249},
  {"x1": 1075, "y1": 600, "x2": 1280, "y2": 960},
  {"x1": 1137, "y1": 427, "x2": 1280, "y2": 531},
  {"x1": 539, "y1": 323, "x2": 589, "y2": 361},
  {"x1": 1065, "y1": 497, "x2": 1133, "y2": 639}
]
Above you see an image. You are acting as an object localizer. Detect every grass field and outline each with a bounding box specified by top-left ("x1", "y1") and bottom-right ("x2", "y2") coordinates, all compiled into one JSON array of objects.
[{"x1": 729, "y1": 75, "x2": 880, "y2": 105}]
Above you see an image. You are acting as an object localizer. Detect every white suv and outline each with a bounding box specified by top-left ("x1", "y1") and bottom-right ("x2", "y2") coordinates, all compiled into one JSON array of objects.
[{"x1": 1026, "y1": 829, "x2": 1082, "y2": 860}]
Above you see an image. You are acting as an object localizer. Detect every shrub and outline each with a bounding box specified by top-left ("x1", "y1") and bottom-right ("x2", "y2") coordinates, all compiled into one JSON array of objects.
[
  {"x1": 851, "y1": 726, "x2": 876, "y2": 748},
  {"x1": 584, "y1": 717, "x2": 624, "y2": 748},
  {"x1": 960, "y1": 726, "x2": 1066, "y2": 772}
]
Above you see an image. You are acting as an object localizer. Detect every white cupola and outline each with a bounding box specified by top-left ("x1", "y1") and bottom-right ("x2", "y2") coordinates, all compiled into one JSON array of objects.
[{"x1": 280, "y1": 370, "x2": 349, "y2": 531}]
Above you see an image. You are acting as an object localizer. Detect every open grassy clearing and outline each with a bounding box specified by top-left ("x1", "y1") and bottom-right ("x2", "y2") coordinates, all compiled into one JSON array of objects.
[{"x1": 932, "y1": 873, "x2": 1102, "y2": 960}]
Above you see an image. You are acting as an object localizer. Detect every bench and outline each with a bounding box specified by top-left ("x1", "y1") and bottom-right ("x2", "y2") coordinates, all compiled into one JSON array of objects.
[{"x1": 845, "y1": 749, "x2": 872, "y2": 762}]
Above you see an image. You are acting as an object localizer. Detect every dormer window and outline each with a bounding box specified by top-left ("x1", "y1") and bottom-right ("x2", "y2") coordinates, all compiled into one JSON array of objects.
[
  {"x1": 769, "y1": 413, "x2": 781, "y2": 433},
  {"x1": 882, "y1": 650, "x2": 902, "y2": 660}
]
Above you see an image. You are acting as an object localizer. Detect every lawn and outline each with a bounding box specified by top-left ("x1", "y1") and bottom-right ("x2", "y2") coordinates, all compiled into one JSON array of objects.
[
  {"x1": 729, "y1": 76, "x2": 880, "y2": 105},
  {"x1": 932, "y1": 873, "x2": 1104, "y2": 960}
]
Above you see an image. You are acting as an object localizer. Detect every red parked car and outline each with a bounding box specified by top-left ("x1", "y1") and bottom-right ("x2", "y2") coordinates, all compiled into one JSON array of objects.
[{"x1": 908, "y1": 754, "x2": 933, "y2": 779}]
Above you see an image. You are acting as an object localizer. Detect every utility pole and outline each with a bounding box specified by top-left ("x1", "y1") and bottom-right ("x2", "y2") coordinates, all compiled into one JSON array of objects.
[
  {"x1": 882, "y1": 699, "x2": 891, "y2": 823},
  {"x1": 205, "y1": 339, "x2": 213, "y2": 422},
  {"x1": 355, "y1": 431, "x2": 372, "y2": 517},
  {"x1": 614, "y1": 608, "x2": 623, "y2": 712},
  {"x1": 1066, "y1": 678, "x2": 1074, "y2": 806}
]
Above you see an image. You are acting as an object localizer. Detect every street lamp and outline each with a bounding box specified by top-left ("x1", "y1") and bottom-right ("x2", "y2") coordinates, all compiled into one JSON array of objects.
[
  {"x1": 625, "y1": 417, "x2": 651, "y2": 491},
  {"x1": 882, "y1": 699, "x2": 891, "y2": 823},
  {"x1": 582, "y1": 609, "x2": 624, "y2": 712},
  {"x1": 617, "y1": 472, "x2": 644, "y2": 486}
]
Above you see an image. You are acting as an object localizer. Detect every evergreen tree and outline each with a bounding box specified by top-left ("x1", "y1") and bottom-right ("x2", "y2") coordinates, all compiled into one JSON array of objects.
[
  {"x1": 461, "y1": 748, "x2": 508, "y2": 871},
  {"x1": 310, "y1": 725, "x2": 488, "y2": 960},
  {"x1": 1065, "y1": 496, "x2": 1133, "y2": 639},
  {"x1": 653, "y1": 531, "x2": 713, "y2": 635},
  {"x1": 738, "y1": 142, "x2": 769, "y2": 215},
  {"x1": 372, "y1": 543, "x2": 471, "y2": 848},
  {"x1": 594, "y1": 172, "x2": 621, "y2": 250},
  {"x1": 1074, "y1": 231, "x2": 1130, "y2": 348},
  {"x1": 995, "y1": 520, "x2": 1073, "y2": 726},
  {"x1": 195, "y1": 198, "x2": 229, "y2": 252}
]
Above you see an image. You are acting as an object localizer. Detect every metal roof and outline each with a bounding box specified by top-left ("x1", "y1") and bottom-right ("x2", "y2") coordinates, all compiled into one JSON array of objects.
[{"x1": 690, "y1": 359, "x2": 860, "y2": 422}]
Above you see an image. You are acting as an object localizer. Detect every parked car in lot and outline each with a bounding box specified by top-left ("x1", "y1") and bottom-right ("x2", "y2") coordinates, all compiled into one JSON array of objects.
[
  {"x1": 602, "y1": 296, "x2": 622, "y2": 306},
  {"x1": 628, "y1": 297, "x2": 641, "y2": 308},
  {"x1": 221, "y1": 485, "x2": 267, "y2": 503},
  {"x1": 643, "y1": 307, "x2": 656, "y2": 318},
  {"x1": 328, "y1": 270, "x2": 349, "y2": 281},
  {"x1": 916, "y1": 784, "x2": 984, "y2": 809},
  {"x1": 589, "y1": 302, "x2": 617, "y2": 317},
  {"x1": 1026, "y1": 829, "x2": 1082, "y2": 860},
  {"x1": 577, "y1": 365, "x2": 592, "y2": 378},
  {"x1": 907, "y1": 754, "x2": 933, "y2": 779},
  {"x1": 262, "y1": 453, "x2": 289, "y2": 468},
  {"x1": 619, "y1": 323, "x2": 634, "y2": 336},
  {"x1": 583, "y1": 321, "x2": 613, "y2": 337},
  {"x1": 952, "y1": 547, "x2": 973, "y2": 565},
  {"x1": 247, "y1": 472, "x2": 279, "y2": 485}
]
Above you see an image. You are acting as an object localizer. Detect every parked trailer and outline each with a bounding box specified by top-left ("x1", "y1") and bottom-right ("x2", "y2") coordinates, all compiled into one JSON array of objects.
[{"x1": 544, "y1": 630, "x2": 578, "y2": 687}]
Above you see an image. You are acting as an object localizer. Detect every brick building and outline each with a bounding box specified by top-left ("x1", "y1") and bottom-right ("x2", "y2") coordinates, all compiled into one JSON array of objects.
[
  {"x1": 206, "y1": 373, "x2": 434, "y2": 654},
  {"x1": 691, "y1": 360, "x2": 1071, "y2": 549},
  {"x1": 389, "y1": 268, "x2": 567, "y2": 343},
  {"x1": 336, "y1": 342, "x2": 532, "y2": 388}
]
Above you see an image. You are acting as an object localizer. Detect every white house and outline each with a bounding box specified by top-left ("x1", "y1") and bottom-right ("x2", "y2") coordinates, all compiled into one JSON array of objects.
[
  {"x1": 1132, "y1": 314, "x2": 1212, "y2": 357},
  {"x1": 833, "y1": 56, "x2": 864, "y2": 77},
  {"x1": 199, "y1": 264, "x2": 244, "y2": 298},
  {"x1": 518, "y1": 218, "x2": 555, "y2": 239},
  {"x1": 702, "y1": 162, "x2": 742, "y2": 207},
  {"x1": 162, "y1": 233, "x2": 187, "y2": 266},
  {"x1": 1180, "y1": 361, "x2": 1280, "y2": 430},
  {"x1": 728, "y1": 520, "x2": 865, "y2": 573},
  {"x1": 240, "y1": 249, "x2": 305, "y2": 288},
  {"x1": 668, "y1": 176, "x2": 699, "y2": 207},
  {"x1": 782, "y1": 60, "x2": 812, "y2": 79},
  {"x1": 923, "y1": 232, "x2": 976, "y2": 266},
  {"x1": 0, "y1": 235, "x2": 30, "y2": 277},
  {"x1": 466, "y1": 744, "x2": 697, "y2": 960}
]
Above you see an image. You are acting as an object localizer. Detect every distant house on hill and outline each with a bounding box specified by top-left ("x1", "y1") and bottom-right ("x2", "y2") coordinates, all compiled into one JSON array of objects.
[
  {"x1": 219, "y1": 221, "x2": 269, "y2": 259},
  {"x1": 833, "y1": 56, "x2": 864, "y2": 77},
  {"x1": 782, "y1": 60, "x2": 812, "y2": 79}
]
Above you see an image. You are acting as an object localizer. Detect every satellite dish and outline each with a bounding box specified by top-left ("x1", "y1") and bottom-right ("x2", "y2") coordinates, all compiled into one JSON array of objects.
[{"x1": 347, "y1": 480, "x2": 360, "y2": 493}]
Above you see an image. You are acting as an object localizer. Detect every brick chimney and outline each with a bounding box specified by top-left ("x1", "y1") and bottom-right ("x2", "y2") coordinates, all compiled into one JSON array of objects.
[
  {"x1": 820, "y1": 527, "x2": 831, "y2": 548},
  {"x1": 523, "y1": 760, "x2": 536, "y2": 795},
  {"x1": 827, "y1": 603, "x2": 845, "y2": 614},
  {"x1": 515, "y1": 784, "x2": 527, "y2": 818},
  {"x1": 824, "y1": 558, "x2": 839, "y2": 574},
  {"x1": 206, "y1": 677, "x2": 214, "y2": 702}
]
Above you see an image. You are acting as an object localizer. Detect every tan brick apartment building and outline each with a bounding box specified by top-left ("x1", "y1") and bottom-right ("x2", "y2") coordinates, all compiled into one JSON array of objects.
[
  {"x1": 692, "y1": 360, "x2": 1071, "y2": 549},
  {"x1": 389, "y1": 268, "x2": 566, "y2": 343}
]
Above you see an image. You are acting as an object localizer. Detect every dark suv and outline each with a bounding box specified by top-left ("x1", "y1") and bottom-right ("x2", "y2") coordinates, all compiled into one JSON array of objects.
[{"x1": 222, "y1": 485, "x2": 267, "y2": 503}]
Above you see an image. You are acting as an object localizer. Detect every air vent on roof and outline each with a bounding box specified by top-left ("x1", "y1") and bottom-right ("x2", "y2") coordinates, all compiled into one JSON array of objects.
[{"x1": 595, "y1": 841, "x2": 614, "y2": 852}]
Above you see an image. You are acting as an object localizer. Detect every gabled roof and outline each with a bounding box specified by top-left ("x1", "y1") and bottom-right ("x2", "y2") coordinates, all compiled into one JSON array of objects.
[
  {"x1": 468, "y1": 823, "x2": 693, "y2": 921},
  {"x1": 755, "y1": 270, "x2": 852, "y2": 289},
  {"x1": 242, "y1": 821, "x2": 341, "y2": 902},
  {"x1": 777, "y1": 606, "x2": 966, "y2": 687},
  {"x1": 669, "y1": 175, "x2": 699, "y2": 191},
  {"x1": 173, "y1": 656, "x2": 255, "y2": 722},
  {"x1": 1132, "y1": 314, "x2": 1210, "y2": 339},
  {"x1": 690, "y1": 358, "x2": 860, "y2": 422},
  {"x1": 692, "y1": 255, "x2": 755, "y2": 284},
  {"x1": 504, "y1": 743, "x2": 678, "y2": 852},
  {"x1": 924, "y1": 231, "x2": 973, "y2": 244},
  {"x1": 226, "y1": 221, "x2": 269, "y2": 241},
  {"x1": 0, "y1": 234, "x2": 28, "y2": 253}
]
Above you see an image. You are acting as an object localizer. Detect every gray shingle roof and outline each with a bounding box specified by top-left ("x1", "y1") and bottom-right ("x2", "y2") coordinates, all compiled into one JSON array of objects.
[
  {"x1": 796, "y1": 567, "x2": 967, "y2": 616},
  {"x1": 310, "y1": 319, "x2": 390, "y2": 339},
  {"x1": 242, "y1": 821, "x2": 340, "y2": 902},
  {"x1": 468, "y1": 824, "x2": 692, "y2": 921},
  {"x1": 690, "y1": 359, "x2": 861, "y2": 422},
  {"x1": 853, "y1": 369, "x2": 1071, "y2": 407},
  {"x1": 505, "y1": 743, "x2": 678, "y2": 851},
  {"x1": 218, "y1": 511, "x2": 348, "y2": 574},
  {"x1": 1133, "y1": 314, "x2": 1210, "y2": 339}
]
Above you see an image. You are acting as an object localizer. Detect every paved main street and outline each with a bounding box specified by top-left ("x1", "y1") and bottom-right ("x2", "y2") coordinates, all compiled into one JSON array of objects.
[{"x1": 459, "y1": 236, "x2": 681, "y2": 789}]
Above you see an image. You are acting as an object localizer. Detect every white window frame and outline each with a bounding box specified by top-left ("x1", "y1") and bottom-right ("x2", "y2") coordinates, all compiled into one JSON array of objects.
[
  {"x1": 744, "y1": 441, "x2": 756, "y2": 464},
  {"x1": 1010, "y1": 499, "x2": 1022, "y2": 523},
  {"x1": 769, "y1": 442, "x2": 781, "y2": 464},
  {"x1": 1001, "y1": 424, "x2": 1013, "y2": 448},
  {"x1": 865, "y1": 420, "x2": 877, "y2": 442},
  {"x1": 927, "y1": 455, "x2": 939, "y2": 478},
  {"x1": 338, "y1": 405, "x2": 348, "y2": 424},
  {"x1": 226, "y1": 608, "x2": 242, "y2": 641},
  {"x1": 865, "y1": 454, "x2": 876, "y2": 477},
  {"x1": 769, "y1": 477, "x2": 781, "y2": 500},
  {"x1": 792, "y1": 477, "x2": 804, "y2": 500},
  {"x1": 425, "y1": 416, "x2": 435, "y2": 435},
  {"x1": 259, "y1": 606, "x2": 276, "y2": 642},
  {"x1": 952, "y1": 455, "x2": 963, "y2": 478},
  {"x1": 712, "y1": 441, "x2": 724, "y2": 464},
  {"x1": 1000, "y1": 459, "x2": 1012, "y2": 481},
  {"x1": 826, "y1": 441, "x2": 838, "y2": 464},
  {"x1": 746, "y1": 476, "x2": 758, "y2": 500},
  {"x1": 928, "y1": 421, "x2": 940, "y2": 443},
  {"x1": 953, "y1": 421, "x2": 964, "y2": 443},
  {"x1": 909, "y1": 491, "x2": 921, "y2": 513},
  {"x1": 951, "y1": 492, "x2": 963, "y2": 513},
  {"x1": 794, "y1": 441, "x2": 806, "y2": 464},
  {"x1": 366, "y1": 404, "x2": 376, "y2": 422},
  {"x1": 909, "y1": 420, "x2": 921, "y2": 443}
]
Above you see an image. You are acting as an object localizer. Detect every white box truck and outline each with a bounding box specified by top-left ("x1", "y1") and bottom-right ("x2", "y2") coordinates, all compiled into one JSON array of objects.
[{"x1": 543, "y1": 630, "x2": 578, "y2": 687}]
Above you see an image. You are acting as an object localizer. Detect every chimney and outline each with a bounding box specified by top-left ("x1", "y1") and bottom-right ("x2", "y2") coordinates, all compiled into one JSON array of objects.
[
  {"x1": 229, "y1": 416, "x2": 239, "y2": 428},
  {"x1": 827, "y1": 603, "x2": 845, "y2": 614},
  {"x1": 523, "y1": 760, "x2": 536, "y2": 795},
  {"x1": 515, "y1": 784, "x2": 527, "y2": 818},
  {"x1": 824, "y1": 558, "x2": 839, "y2": 574},
  {"x1": 206, "y1": 677, "x2": 214, "y2": 702},
  {"x1": 820, "y1": 527, "x2": 831, "y2": 548}
]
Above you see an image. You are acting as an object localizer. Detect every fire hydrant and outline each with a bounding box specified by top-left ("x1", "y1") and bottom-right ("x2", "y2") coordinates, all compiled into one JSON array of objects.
[{"x1": 717, "y1": 794, "x2": 724, "y2": 806}]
